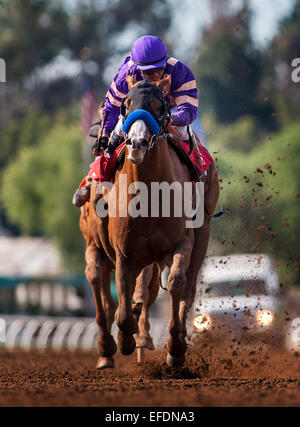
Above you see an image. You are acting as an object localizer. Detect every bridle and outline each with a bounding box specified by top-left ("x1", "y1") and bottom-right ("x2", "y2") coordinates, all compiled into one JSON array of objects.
[
  {"x1": 147, "y1": 102, "x2": 171, "y2": 151},
  {"x1": 120, "y1": 80, "x2": 171, "y2": 152}
]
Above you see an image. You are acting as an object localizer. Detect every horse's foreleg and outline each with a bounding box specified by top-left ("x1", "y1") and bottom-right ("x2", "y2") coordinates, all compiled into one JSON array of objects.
[
  {"x1": 176, "y1": 218, "x2": 210, "y2": 357},
  {"x1": 133, "y1": 264, "x2": 159, "y2": 351},
  {"x1": 178, "y1": 164, "x2": 219, "y2": 352},
  {"x1": 166, "y1": 237, "x2": 193, "y2": 367},
  {"x1": 101, "y1": 270, "x2": 116, "y2": 332},
  {"x1": 115, "y1": 253, "x2": 139, "y2": 355},
  {"x1": 183, "y1": 215, "x2": 211, "y2": 315},
  {"x1": 85, "y1": 245, "x2": 117, "y2": 368}
]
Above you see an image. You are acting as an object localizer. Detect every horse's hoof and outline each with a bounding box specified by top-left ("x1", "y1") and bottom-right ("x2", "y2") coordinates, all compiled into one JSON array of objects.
[
  {"x1": 166, "y1": 353, "x2": 185, "y2": 367},
  {"x1": 136, "y1": 336, "x2": 155, "y2": 350},
  {"x1": 119, "y1": 334, "x2": 136, "y2": 356},
  {"x1": 96, "y1": 357, "x2": 114, "y2": 369}
]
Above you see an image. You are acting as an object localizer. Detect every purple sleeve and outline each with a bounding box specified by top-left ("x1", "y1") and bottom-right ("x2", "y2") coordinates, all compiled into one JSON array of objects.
[
  {"x1": 102, "y1": 106, "x2": 119, "y2": 137},
  {"x1": 102, "y1": 58, "x2": 131, "y2": 136},
  {"x1": 169, "y1": 61, "x2": 198, "y2": 126},
  {"x1": 171, "y1": 106, "x2": 197, "y2": 127}
]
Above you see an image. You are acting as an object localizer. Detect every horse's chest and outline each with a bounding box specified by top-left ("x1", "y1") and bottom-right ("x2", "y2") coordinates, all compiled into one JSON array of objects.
[{"x1": 109, "y1": 217, "x2": 185, "y2": 262}]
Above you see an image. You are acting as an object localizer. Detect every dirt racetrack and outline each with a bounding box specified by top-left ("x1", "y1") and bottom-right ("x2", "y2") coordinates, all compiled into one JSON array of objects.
[{"x1": 0, "y1": 343, "x2": 300, "y2": 407}]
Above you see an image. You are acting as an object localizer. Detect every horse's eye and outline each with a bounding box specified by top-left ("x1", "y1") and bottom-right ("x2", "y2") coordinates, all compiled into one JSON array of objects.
[{"x1": 125, "y1": 138, "x2": 132, "y2": 145}]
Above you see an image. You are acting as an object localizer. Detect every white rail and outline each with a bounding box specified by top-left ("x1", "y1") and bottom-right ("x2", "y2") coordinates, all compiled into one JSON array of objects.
[
  {"x1": 0, "y1": 276, "x2": 90, "y2": 316},
  {"x1": 0, "y1": 314, "x2": 169, "y2": 351},
  {"x1": 0, "y1": 315, "x2": 105, "y2": 351}
]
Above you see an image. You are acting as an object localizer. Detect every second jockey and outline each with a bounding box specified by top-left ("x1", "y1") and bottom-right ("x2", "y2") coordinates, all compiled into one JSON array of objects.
[{"x1": 73, "y1": 35, "x2": 199, "y2": 207}]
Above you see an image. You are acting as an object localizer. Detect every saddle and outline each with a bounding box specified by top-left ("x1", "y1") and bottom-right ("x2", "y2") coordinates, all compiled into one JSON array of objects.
[{"x1": 87, "y1": 128, "x2": 213, "y2": 184}]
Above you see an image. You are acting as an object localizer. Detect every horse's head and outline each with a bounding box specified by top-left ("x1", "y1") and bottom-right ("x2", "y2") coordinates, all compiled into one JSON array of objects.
[{"x1": 121, "y1": 75, "x2": 171, "y2": 165}]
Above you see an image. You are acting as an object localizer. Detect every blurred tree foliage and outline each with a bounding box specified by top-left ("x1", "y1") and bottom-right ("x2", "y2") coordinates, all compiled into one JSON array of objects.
[
  {"x1": 0, "y1": 111, "x2": 51, "y2": 173},
  {"x1": 0, "y1": 0, "x2": 172, "y2": 149},
  {"x1": 193, "y1": 6, "x2": 275, "y2": 128},
  {"x1": 0, "y1": 0, "x2": 171, "y2": 92},
  {"x1": 1, "y1": 122, "x2": 85, "y2": 271},
  {"x1": 192, "y1": 1, "x2": 300, "y2": 284},
  {"x1": 271, "y1": 0, "x2": 300, "y2": 67},
  {"x1": 268, "y1": 0, "x2": 300, "y2": 125},
  {"x1": 207, "y1": 119, "x2": 300, "y2": 284},
  {"x1": 0, "y1": 0, "x2": 69, "y2": 80},
  {"x1": 203, "y1": 112, "x2": 262, "y2": 152}
]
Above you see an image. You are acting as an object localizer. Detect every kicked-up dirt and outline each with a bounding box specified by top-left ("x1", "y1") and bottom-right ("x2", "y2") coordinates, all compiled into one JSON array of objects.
[{"x1": 0, "y1": 343, "x2": 300, "y2": 407}]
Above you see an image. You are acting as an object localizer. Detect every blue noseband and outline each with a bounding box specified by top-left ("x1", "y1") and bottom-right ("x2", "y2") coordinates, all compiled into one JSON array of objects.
[{"x1": 122, "y1": 109, "x2": 160, "y2": 135}]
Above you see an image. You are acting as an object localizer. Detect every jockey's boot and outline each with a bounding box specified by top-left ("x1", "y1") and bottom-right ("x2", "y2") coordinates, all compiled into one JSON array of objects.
[
  {"x1": 72, "y1": 183, "x2": 91, "y2": 207},
  {"x1": 187, "y1": 125, "x2": 196, "y2": 151}
]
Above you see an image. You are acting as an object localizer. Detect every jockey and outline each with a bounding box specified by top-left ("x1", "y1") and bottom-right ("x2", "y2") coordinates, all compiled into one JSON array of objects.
[{"x1": 73, "y1": 35, "x2": 199, "y2": 207}]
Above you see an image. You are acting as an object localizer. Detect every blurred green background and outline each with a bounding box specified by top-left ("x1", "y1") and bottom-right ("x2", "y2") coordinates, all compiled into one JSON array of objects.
[{"x1": 0, "y1": 0, "x2": 299, "y2": 285}]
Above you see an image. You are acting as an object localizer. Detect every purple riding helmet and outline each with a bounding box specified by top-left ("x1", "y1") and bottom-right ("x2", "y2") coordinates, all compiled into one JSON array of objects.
[{"x1": 131, "y1": 35, "x2": 167, "y2": 70}]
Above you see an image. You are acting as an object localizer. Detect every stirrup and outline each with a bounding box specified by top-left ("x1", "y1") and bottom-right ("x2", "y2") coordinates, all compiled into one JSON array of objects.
[{"x1": 187, "y1": 125, "x2": 205, "y2": 169}]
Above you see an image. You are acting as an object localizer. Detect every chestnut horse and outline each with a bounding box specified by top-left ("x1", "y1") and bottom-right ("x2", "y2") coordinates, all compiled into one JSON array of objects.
[{"x1": 80, "y1": 77, "x2": 219, "y2": 368}]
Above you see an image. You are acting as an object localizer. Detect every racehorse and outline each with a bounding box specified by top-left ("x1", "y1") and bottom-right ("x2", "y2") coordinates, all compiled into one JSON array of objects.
[{"x1": 80, "y1": 76, "x2": 220, "y2": 368}]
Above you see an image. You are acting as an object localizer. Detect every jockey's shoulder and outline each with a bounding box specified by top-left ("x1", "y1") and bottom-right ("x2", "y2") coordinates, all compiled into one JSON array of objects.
[
  {"x1": 113, "y1": 56, "x2": 135, "y2": 93},
  {"x1": 118, "y1": 56, "x2": 137, "y2": 74},
  {"x1": 165, "y1": 58, "x2": 196, "y2": 90},
  {"x1": 166, "y1": 56, "x2": 192, "y2": 71},
  {"x1": 115, "y1": 56, "x2": 132, "y2": 76},
  {"x1": 165, "y1": 56, "x2": 181, "y2": 67},
  {"x1": 165, "y1": 57, "x2": 194, "y2": 78}
]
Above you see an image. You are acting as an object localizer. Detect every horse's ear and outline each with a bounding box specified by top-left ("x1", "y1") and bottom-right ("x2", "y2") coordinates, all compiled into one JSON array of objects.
[
  {"x1": 155, "y1": 75, "x2": 171, "y2": 93},
  {"x1": 126, "y1": 71, "x2": 137, "y2": 90},
  {"x1": 122, "y1": 97, "x2": 133, "y2": 116}
]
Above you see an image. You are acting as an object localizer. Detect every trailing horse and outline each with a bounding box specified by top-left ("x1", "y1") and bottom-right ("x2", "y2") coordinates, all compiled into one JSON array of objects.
[{"x1": 79, "y1": 76, "x2": 220, "y2": 368}]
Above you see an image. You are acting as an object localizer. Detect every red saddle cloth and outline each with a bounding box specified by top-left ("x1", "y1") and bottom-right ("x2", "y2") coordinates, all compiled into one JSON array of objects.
[
  {"x1": 83, "y1": 140, "x2": 213, "y2": 185},
  {"x1": 88, "y1": 143, "x2": 125, "y2": 183}
]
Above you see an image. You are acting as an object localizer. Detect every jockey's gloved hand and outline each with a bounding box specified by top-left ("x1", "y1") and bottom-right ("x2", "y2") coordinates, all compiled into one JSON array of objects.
[
  {"x1": 106, "y1": 143, "x2": 117, "y2": 155},
  {"x1": 92, "y1": 136, "x2": 109, "y2": 156}
]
